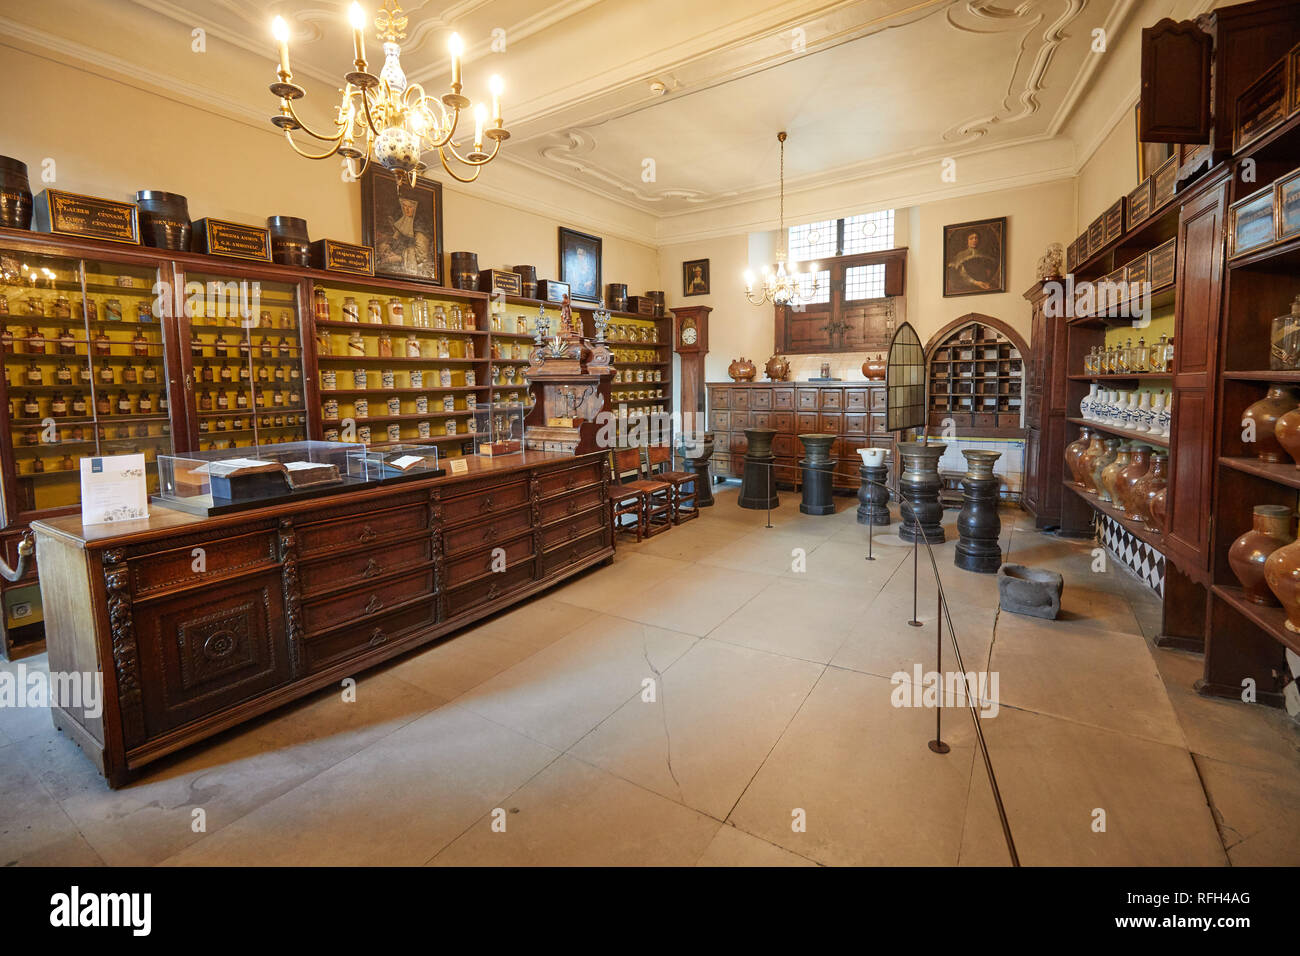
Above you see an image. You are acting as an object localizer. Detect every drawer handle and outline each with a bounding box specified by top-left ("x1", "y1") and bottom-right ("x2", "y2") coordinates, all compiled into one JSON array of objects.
[
  {"x1": 487, "y1": 582, "x2": 502, "y2": 600},
  {"x1": 569, "y1": 525, "x2": 580, "y2": 539},
  {"x1": 365, "y1": 594, "x2": 384, "y2": 614},
  {"x1": 482, "y1": 526, "x2": 498, "y2": 542},
  {"x1": 359, "y1": 525, "x2": 378, "y2": 543},
  {"x1": 566, "y1": 498, "x2": 578, "y2": 514},
  {"x1": 480, "y1": 496, "x2": 495, "y2": 512},
  {"x1": 363, "y1": 558, "x2": 382, "y2": 578},
  {"x1": 368, "y1": 628, "x2": 387, "y2": 647}
]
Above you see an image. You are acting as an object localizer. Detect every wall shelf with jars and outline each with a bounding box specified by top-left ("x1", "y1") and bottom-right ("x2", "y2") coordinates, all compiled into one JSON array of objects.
[{"x1": 309, "y1": 279, "x2": 490, "y2": 453}]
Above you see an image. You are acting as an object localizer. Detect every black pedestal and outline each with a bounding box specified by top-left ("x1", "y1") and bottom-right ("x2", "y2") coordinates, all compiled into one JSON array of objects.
[
  {"x1": 739, "y1": 428, "x2": 779, "y2": 510},
  {"x1": 684, "y1": 439, "x2": 715, "y2": 507},
  {"x1": 955, "y1": 475, "x2": 1002, "y2": 572},
  {"x1": 856, "y1": 464, "x2": 890, "y2": 526},
  {"x1": 797, "y1": 434, "x2": 836, "y2": 516},
  {"x1": 897, "y1": 442, "x2": 946, "y2": 544},
  {"x1": 739, "y1": 455, "x2": 778, "y2": 509},
  {"x1": 799, "y1": 460, "x2": 835, "y2": 515}
]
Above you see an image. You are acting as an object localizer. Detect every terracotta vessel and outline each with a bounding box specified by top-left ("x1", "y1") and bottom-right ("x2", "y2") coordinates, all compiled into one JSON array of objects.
[
  {"x1": 1065, "y1": 428, "x2": 1092, "y2": 486},
  {"x1": 1230, "y1": 504, "x2": 1294, "y2": 605},
  {"x1": 1274, "y1": 406, "x2": 1300, "y2": 468},
  {"x1": 728, "y1": 357, "x2": 757, "y2": 382},
  {"x1": 1090, "y1": 439, "x2": 1121, "y2": 498},
  {"x1": 764, "y1": 355, "x2": 791, "y2": 381},
  {"x1": 1134, "y1": 449, "x2": 1168, "y2": 530},
  {"x1": 1265, "y1": 538, "x2": 1300, "y2": 632},
  {"x1": 1242, "y1": 384, "x2": 1300, "y2": 462},
  {"x1": 1099, "y1": 442, "x2": 1132, "y2": 504},
  {"x1": 861, "y1": 357, "x2": 886, "y2": 381},
  {"x1": 1078, "y1": 433, "x2": 1106, "y2": 493},
  {"x1": 1148, "y1": 486, "x2": 1168, "y2": 534},
  {"x1": 1114, "y1": 444, "x2": 1152, "y2": 516}
]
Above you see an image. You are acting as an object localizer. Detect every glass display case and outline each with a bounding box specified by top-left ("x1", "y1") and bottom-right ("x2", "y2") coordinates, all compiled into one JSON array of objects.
[
  {"x1": 310, "y1": 279, "x2": 489, "y2": 455},
  {"x1": 345, "y1": 443, "x2": 444, "y2": 480},
  {"x1": 0, "y1": 246, "x2": 176, "y2": 522},
  {"x1": 154, "y1": 440, "x2": 360, "y2": 516},
  {"x1": 475, "y1": 401, "x2": 525, "y2": 457},
  {"x1": 182, "y1": 271, "x2": 308, "y2": 452}
]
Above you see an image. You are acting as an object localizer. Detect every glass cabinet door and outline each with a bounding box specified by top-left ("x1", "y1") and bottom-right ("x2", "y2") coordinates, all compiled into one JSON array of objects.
[
  {"x1": 0, "y1": 249, "x2": 175, "y2": 519},
  {"x1": 182, "y1": 272, "x2": 307, "y2": 452}
]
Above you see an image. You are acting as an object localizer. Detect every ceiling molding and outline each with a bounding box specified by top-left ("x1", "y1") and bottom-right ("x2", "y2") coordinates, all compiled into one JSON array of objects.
[{"x1": 535, "y1": 129, "x2": 725, "y2": 205}]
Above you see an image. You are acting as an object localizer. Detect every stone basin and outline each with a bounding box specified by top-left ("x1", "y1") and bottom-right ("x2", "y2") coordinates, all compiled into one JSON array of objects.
[{"x1": 996, "y1": 564, "x2": 1064, "y2": 620}]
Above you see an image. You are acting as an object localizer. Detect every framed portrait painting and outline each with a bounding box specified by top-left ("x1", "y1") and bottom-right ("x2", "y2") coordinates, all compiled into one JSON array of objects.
[
  {"x1": 361, "y1": 168, "x2": 444, "y2": 285},
  {"x1": 558, "y1": 227, "x2": 602, "y2": 302},
  {"x1": 943, "y1": 217, "x2": 1006, "y2": 297},
  {"x1": 682, "y1": 258, "x2": 710, "y2": 296}
]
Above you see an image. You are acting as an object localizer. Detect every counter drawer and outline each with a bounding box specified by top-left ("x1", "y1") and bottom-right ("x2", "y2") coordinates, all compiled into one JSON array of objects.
[
  {"x1": 709, "y1": 387, "x2": 730, "y2": 409},
  {"x1": 443, "y1": 505, "x2": 533, "y2": 558},
  {"x1": 297, "y1": 503, "x2": 429, "y2": 557},
  {"x1": 773, "y1": 387, "x2": 795, "y2": 410},
  {"x1": 843, "y1": 413, "x2": 867, "y2": 436},
  {"x1": 797, "y1": 412, "x2": 818, "y2": 432},
  {"x1": 710, "y1": 410, "x2": 730, "y2": 431},
  {"x1": 773, "y1": 411, "x2": 794, "y2": 431},
  {"x1": 304, "y1": 600, "x2": 437, "y2": 674},
  {"x1": 540, "y1": 506, "x2": 606, "y2": 548},
  {"x1": 539, "y1": 486, "x2": 604, "y2": 524},
  {"x1": 869, "y1": 389, "x2": 887, "y2": 411},
  {"x1": 302, "y1": 567, "x2": 435, "y2": 635},
  {"x1": 844, "y1": 389, "x2": 868, "y2": 411},
  {"x1": 819, "y1": 389, "x2": 843, "y2": 410},
  {"x1": 445, "y1": 535, "x2": 536, "y2": 589},
  {"x1": 870, "y1": 413, "x2": 888, "y2": 435},
  {"x1": 730, "y1": 411, "x2": 750, "y2": 430},
  {"x1": 300, "y1": 535, "x2": 432, "y2": 597},
  {"x1": 819, "y1": 412, "x2": 843, "y2": 433},
  {"x1": 751, "y1": 411, "x2": 773, "y2": 429},
  {"x1": 796, "y1": 388, "x2": 818, "y2": 410},
  {"x1": 773, "y1": 434, "x2": 797, "y2": 457},
  {"x1": 541, "y1": 528, "x2": 609, "y2": 576},
  {"x1": 443, "y1": 480, "x2": 529, "y2": 526},
  {"x1": 129, "y1": 530, "x2": 278, "y2": 598},
  {"x1": 732, "y1": 390, "x2": 750, "y2": 409},
  {"x1": 750, "y1": 389, "x2": 772, "y2": 410},
  {"x1": 445, "y1": 560, "x2": 536, "y2": 619},
  {"x1": 538, "y1": 460, "x2": 603, "y2": 498}
]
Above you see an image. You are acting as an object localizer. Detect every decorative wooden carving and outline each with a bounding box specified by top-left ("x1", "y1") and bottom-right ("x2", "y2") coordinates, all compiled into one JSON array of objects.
[
  {"x1": 102, "y1": 548, "x2": 146, "y2": 748},
  {"x1": 278, "y1": 517, "x2": 304, "y2": 679}
]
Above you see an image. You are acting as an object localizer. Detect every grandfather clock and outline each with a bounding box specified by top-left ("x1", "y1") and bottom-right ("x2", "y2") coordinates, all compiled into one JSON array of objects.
[{"x1": 670, "y1": 305, "x2": 710, "y2": 435}]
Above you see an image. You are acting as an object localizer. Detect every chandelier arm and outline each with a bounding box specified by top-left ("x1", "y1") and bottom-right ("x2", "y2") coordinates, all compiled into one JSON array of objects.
[
  {"x1": 284, "y1": 99, "x2": 348, "y2": 143},
  {"x1": 359, "y1": 89, "x2": 385, "y2": 139},
  {"x1": 437, "y1": 149, "x2": 483, "y2": 184},
  {"x1": 442, "y1": 137, "x2": 502, "y2": 168},
  {"x1": 283, "y1": 128, "x2": 346, "y2": 160}
]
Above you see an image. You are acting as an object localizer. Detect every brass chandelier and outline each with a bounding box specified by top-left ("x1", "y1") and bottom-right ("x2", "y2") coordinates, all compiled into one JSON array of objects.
[
  {"x1": 269, "y1": 1, "x2": 508, "y2": 184},
  {"x1": 744, "y1": 131, "x2": 821, "y2": 307}
]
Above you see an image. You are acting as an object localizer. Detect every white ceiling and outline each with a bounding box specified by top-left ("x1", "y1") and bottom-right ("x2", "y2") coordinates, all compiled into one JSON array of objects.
[{"x1": 3, "y1": 0, "x2": 1146, "y2": 223}]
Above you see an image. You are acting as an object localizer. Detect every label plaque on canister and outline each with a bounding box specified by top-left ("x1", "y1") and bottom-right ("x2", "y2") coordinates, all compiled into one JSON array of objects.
[
  {"x1": 34, "y1": 189, "x2": 139, "y2": 244},
  {"x1": 192, "y1": 218, "x2": 271, "y2": 261},
  {"x1": 1148, "y1": 238, "x2": 1177, "y2": 290},
  {"x1": 479, "y1": 269, "x2": 522, "y2": 295},
  {"x1": 310, "y1": 239, "x2": 374, "y2": 275}
]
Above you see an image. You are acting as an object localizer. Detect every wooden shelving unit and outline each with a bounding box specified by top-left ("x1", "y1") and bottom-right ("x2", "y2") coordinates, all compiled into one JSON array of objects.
[{"x1": 926, "y1": 321, "x2": 1023, "y2": 435}]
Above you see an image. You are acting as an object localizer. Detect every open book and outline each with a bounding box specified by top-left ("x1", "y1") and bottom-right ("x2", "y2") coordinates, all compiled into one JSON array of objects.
[{"x1": 198, "y1": 458, "x2": 341, "y2": 489}]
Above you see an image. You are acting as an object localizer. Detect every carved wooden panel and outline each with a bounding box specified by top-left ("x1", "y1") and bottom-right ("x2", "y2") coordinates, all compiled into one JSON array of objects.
[
  {"x1": 1140, "y1": 19, "x2": 1212, "y2": 143},
  {"x1": 133, "y1": 570, "x2": 290, "y2": 736}
]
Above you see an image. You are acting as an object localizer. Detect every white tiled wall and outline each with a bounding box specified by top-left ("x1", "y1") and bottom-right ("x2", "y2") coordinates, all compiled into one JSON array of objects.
[{"x1": 921, "y1": 435, "x2": 1026, "y2": 495}]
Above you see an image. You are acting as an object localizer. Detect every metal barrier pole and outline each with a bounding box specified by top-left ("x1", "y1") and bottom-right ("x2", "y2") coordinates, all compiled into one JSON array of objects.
[
  {"x1": 908, "y1": 535, "x2": 921, "y2": 627},
  {"x1": 929, "y1": 580, "x2": 949, "y2": 754}
]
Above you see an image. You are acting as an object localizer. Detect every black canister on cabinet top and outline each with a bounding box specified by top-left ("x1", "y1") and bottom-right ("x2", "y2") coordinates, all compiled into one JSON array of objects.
[{"x1": 1, "y1": 156, "x2": 34, "y2": 230}]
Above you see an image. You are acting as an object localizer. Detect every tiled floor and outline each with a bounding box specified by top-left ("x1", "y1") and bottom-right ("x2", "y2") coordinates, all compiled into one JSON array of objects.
[{"x1": 2, "y1": 484, "x2": 1298, "y2": 866}]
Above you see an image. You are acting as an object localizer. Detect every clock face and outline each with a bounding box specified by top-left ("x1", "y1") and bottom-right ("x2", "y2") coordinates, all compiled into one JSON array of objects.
[{"x1": 681, "y1": 326, "x2": 697, "y2": 345}]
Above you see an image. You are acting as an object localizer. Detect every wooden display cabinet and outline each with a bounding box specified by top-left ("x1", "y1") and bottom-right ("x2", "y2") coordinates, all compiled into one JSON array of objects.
[
  {"x1": 1021, "y1": 281, "x2": 1071, "y2": 529},
  {"x1": 308, "y1": 274, "x2": 492, "y2": 457},
  {"x1": 924, "y1": 316, "x2": 1026, "y2": 438}
]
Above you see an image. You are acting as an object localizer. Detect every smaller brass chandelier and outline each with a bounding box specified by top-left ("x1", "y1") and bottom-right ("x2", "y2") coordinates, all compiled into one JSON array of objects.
[
  {"x1": 744, "y1": 132, "x2": 821, "y2": 307},
  {"x1": 269, "y1": 1, "x2": 508, "y2": 185}
]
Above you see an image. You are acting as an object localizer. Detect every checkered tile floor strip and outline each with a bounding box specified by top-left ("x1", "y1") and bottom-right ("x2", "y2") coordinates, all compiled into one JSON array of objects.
[{"x1": 1095, "y1": 512, "x2": 1165, "y2": 597}]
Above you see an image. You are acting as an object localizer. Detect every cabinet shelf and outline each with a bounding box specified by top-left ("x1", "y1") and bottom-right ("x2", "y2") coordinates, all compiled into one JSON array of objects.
[
  {"x1": 1219, "y1": 456, "x2": 1300, "y2": 489},
  {"x1": 321, "y1": 385, "x2": 485, "y2": 395},
  {"x1": 1067, "y1": 373, "x2": 1173, "y2": 381},
  {"x1": 1063, "y1": 480, "x2": 1167, "y2": 554},
  {"x1": 316, "y1": 355, "x2": 484, "y2": 364},
  {"x1": 1212, "y1": 585, "x2": 1300, "y2": 656},
  {"x1": 314, "y1": 320, "x2": 487, "y2": 336},
  {"x1": 1066, "y1": 417, "x2": 1169, "y2": 447},
  {"x1": 1221, "y1": 370, "x2": 1300, "y2": 382}
]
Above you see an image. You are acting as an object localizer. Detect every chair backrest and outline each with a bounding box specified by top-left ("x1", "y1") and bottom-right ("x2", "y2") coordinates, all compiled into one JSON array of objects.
[
  {"x1": 645, "y1": 444, "x2": 672, "y2": 474},
  {"x1": 610, "y1": 447, "x2": 643, "y2": 484}
]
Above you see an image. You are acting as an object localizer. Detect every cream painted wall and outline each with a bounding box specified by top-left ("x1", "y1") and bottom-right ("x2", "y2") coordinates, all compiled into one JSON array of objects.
[
  {"x1": 659, "y1": 178, "x2": 1075, "y2": 390},
  {"x1": 1076, "y1": 110, "x2": 1139, "y2": 230},
  {"x1": 6, "y1": 45, "x2": 660, "y2": 291}
]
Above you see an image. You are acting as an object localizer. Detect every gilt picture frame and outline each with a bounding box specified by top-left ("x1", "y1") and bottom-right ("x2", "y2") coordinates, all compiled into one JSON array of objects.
[
  {"x1": 361, "y1": 168, "x2": 444, "y2": 286},
  {"x1": 682, "y1": 258, "x2": 710, "y2": 296},
  {"x1": 558, "y1": 227, "x2": 602, "y2": 303},
  {"x1": 943, "y1": 217, "x2": 1006, "y2": 297}
]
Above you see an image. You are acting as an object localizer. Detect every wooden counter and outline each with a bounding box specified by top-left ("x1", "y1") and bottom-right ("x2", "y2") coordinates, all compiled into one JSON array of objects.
[
  {"x1": 706, "y1": 381, "x2": 896, "y2": 491},
  {"x1": 32, "y1": 450, "x2": 613, "y2": 787}
]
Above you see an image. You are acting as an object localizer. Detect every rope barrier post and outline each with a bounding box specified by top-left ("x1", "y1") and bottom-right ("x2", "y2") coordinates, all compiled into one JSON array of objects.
[
  {"x1": 929, "y1": 580, "x2": 949, "y2": 754},
  {"x1": 765, "y1": 460, "x2": 773, "y2": 529},
  {"x1": 908, "y1": 532, "x2": 921, "y2": 627}
]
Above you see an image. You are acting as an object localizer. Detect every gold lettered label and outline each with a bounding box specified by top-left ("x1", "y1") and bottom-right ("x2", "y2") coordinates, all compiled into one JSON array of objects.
[
  {"x1": 41, "y1": 190, "x2": 139, "y2": 244},
  {"x1": 196, "y1": 218, "x2": 271, "y2": 260},
  {"x1": 318, "y1": 240, "x2": 374, "y2": 276},
  {"x1": 1148, "y1": 239, "x2": 1177, "y2": 289}
]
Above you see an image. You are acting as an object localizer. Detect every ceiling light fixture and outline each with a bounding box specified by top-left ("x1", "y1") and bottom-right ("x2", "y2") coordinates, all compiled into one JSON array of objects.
[
  {"x1": 268, "y1": 1, "x2": 509, "y2": 185},
  {"x1": 744, "y1": 131, "x2": 820, "y2": 307}
]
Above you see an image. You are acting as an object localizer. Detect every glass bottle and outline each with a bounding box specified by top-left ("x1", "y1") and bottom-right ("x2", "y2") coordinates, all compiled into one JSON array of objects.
[
  {"x1": 1270, "y1": 295, "x2": 1300, "y2": 371},
  {"x1": 50, "y1": 391, "x2": 67, "y2": 417},
  {"x1": 26, "y1": 326, "x2": 45, "y2": 354},
  {"x1": 367, "y1": 298, "x2": 383, "y2": 324},
  {"x1": 116, "y1": 390, "x2": 132, "y2": 416},
  {"x1": 1133, "y1": 336, "x2": 1149, "y2": 373},
  {"x1": 342, "y1": 297, "x2": 359, "y2": 323},
  {"x1": 201, "y1": 360, "x2": 214, "y2": 383},
  {"x1": 386, "y1": 297, "x2": 404, "y2": 325},
  {"x1": 220, "y1": 363, "x2": 233, "y2": 384},
  {"x1": 131, "y1": 330, "x2": 149, "y2": 357},
  {"x1": 71, "y1": 393, "x2": 87, "y2": 416},
  {"x1": 139, "y1": 392, "x2": 154, "y2": 414},
  {"x1": 313, "y1": 288, "x2": 330, "y2": 322},
  {"x1": 377, "y1": 331, "x2": 393, "y2": 357},
  {"x1": 0, "y1": 326, "x2": 12, "y2": 353},
  {"x1": 1163, "y1": 336, "x2": 1175, "y2": 372},
  {"x1": 123, "y1": 364, "x2": 138, "y2": 385},
  {"x1": 142, "y1": 359, "x2": 157, "y2": 384},
  {"x1": 21, "y1": 392, "x2": 39, "y2": 417},
  {"x1": 57, "y1": 327, "x2": 76, "y2": 354},
  {"x1": 432, "y1": 305, "x2": 447, "y2": 329}
]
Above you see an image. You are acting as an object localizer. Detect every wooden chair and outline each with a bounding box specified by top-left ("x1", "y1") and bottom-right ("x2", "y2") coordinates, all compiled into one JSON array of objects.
[
  {"x1": 645, "y1": 444, "x2": 699, "y2": 524},
  {"x1": 608, "y1": 448, "x2": 671, "y2": 542}
]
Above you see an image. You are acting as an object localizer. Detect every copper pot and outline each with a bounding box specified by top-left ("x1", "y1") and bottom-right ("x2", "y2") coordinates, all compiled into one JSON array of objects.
[
  {"x1": 1242, "y1": 384, "x2": 1300, "y2": 463},
  {"x1": 1230, "y1": 504, "x2": 1294, "y2": 605}
]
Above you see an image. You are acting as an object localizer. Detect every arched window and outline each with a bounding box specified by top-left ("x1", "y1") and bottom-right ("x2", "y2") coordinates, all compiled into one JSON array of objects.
[{"x1": 885, "y1": 322, "x2": 926, "y2": 433}]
